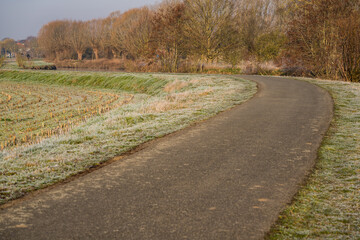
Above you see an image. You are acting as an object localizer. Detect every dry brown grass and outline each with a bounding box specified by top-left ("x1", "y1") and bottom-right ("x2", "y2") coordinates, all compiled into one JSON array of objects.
[
  {"x1": 55, "y1": 59, "x2": 125, "y2": 70},
  {"x1": 163, "y1": 80, "x2": 189, "y2": 93},
  {"x1": 238, "y1": 60, "x2": 280, "y2": 75},
  {"x1": 143, "y1": 87, "x2": 213, "y2": 113},
  {"x1": 53, "y1": 57, "x2": 285, "y2": 75}
]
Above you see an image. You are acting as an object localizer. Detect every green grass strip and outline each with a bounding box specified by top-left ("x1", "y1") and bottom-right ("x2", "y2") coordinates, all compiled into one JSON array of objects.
[
  {"x1": 0, "y1": 70, "x2": 168, "y2": 95},
  {"x1": 268, "y1": 78, "x2": 360, "y2": 239}
]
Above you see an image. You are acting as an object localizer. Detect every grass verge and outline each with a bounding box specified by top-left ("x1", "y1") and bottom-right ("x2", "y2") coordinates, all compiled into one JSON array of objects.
[
  {"x1": 0, "y1": 70, "x2": 256, "y2": 204},
  {"x1": 0, "y1": 70, "x2": 167, "y2": 95},
  {"x1": 268, "y1": 78, "x2": 360, "y2": 239}
]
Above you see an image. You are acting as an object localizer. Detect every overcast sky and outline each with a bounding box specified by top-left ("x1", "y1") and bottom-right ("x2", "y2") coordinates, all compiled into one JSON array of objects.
[{"x1": 0, "y1": 0, "x2": 160, "y2": 41}]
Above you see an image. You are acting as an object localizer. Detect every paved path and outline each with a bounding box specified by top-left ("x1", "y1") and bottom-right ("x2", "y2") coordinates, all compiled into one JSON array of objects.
[{"x1": 0, "y1": 76, "x2": 333, "y2": 240}]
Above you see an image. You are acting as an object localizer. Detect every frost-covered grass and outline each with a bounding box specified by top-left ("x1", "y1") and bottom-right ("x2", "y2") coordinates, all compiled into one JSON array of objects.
[
  {"x1": 0, "y1": 70, "x2": 256, "y2": 204},
  {"x1": 0, "y1": 59, "x2": 18, "y2": 70},
  {"x1": 269, "y1": 78, "x2": 360, "y2": 239},
  {"x1": 0, "y1": 59, "x2": 54, "y2": 70}
]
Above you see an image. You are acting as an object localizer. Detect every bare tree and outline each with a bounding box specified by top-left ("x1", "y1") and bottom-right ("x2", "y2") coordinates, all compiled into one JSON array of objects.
[
  {"x1": 111, "y1": 7, "x2": 153, "y2": 60},
  {"x1": 24, "y1": 37, "x2": 42, "y2": 58},
  {"x1": 151, "y1": 0, "x2": 186, "y2": 71},
  {"x1": 103, "y1": 11, "x2": 122, "y2": 58},
  {"x1": 86, "y1": 19, "x2": 106, "y2": 60},
  {"x1": 38, "y1": 20, "x2": 71, "y2": 60},
  {"x1": 183, "y1": 0, "x2": 238, "y2": 64},
  {"x1": 2, "y1": 38, "x2": 17, "y2": 57},
  {"x1": 286, "y1": 0, "x2": 358, "y2": 79},
  {"x1": 234, "y1": 0, "x2": 280, "y2": 56},
  {"x1": 68, "y1": 20, "x2": 89, "y2": 60},
  {"x1": 110, "y1": 11, "x2": 126, "y2": 58},
  {"x1": 337, "y1": 8, "x2": 360, "y2": 81}
]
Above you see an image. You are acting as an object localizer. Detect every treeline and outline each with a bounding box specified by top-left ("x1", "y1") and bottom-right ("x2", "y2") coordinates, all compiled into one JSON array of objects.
[
  {"x1": 38, "y1": 0, "x2": 286, "y2": 72},
  {"x1": 36, "y1": 0, "x2": 360, "y2": 81}
]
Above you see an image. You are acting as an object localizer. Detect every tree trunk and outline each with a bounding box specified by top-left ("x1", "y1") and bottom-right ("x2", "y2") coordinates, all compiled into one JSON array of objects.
[
  {"x1": 111, "y1": 49, "x2": 117, "y2": 59},
  {"x1": 94, "y1": 49, "x2": 99, "y2": 60},
  {"x1": 172, "y1": 46, "x2": 178, "y2": 73},
  {"x1": 55, "y1": 51, "x2": 60, "y2": 61},
  {"x1": 77, "y1": 51, "x2": 83, "y2": 60}
]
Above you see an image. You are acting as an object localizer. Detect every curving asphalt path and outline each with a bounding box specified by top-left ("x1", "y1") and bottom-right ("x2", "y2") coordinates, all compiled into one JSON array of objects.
[{"x1": 0, "y1": 76, "x2": 333, "y2": 240}]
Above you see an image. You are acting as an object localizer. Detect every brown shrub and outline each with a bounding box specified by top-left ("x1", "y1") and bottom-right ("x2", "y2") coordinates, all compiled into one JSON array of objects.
[{"x1": 55, "y1": 59, "x2": 125, "y2": 70}]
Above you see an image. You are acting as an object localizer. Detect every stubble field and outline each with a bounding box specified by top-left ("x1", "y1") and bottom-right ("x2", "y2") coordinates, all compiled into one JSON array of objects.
[{"x1": 1, "y1": 81, "x2": 131, "y2": 150}]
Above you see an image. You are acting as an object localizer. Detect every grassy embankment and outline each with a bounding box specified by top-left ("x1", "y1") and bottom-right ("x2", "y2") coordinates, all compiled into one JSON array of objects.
[
  {"x1": 269, "y1": 78, "x2": 360, "y2": 239},
  {"x1": 0, "y1": 70, "x2": 256, "y2": 204}
]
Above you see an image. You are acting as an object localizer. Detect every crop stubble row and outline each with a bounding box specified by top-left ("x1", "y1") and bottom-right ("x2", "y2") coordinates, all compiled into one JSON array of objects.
[{"x1": 0, "y1": 81, "x2": 133, "y2": 150}]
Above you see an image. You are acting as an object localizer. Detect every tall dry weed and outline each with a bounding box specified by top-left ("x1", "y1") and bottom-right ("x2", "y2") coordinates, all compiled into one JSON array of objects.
[{"x1": 0, "y1": 57, "x2": 5, "y2": 68}]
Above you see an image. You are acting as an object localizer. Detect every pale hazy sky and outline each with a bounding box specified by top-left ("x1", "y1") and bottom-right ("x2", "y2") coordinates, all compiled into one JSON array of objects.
[{"x1": 0, "y1": 0, "x2": 160, "y2": 40}]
